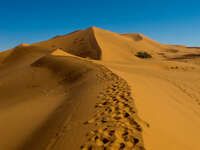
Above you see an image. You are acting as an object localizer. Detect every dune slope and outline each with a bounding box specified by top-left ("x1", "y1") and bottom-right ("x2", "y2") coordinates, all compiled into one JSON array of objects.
[
  {"x1": 0, "y1": 46, "x2": 145, "y2": 150},
  {"x1": 102, "y1": 60, "x2": 200, "y2": 150},
  {"x1": 0, "y1": 27, "x2": 200, "y2": 150},
  {"x1": 33, "y1": 28, "x2": 102, "y2": 60}
]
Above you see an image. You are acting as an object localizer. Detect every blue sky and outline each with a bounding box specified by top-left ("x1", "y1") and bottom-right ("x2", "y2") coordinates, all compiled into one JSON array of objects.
[{"x1": 0, "y1": 0, "x2": 199, "y2": 51}]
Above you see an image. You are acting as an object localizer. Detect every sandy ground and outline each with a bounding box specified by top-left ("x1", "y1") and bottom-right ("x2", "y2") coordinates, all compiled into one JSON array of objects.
[
  {"x1": 102, "y1": 60, "x2": 200, "y2": 150},
  {"x1": 0, "y1": 27, "x2": 200, "y2": 150}
]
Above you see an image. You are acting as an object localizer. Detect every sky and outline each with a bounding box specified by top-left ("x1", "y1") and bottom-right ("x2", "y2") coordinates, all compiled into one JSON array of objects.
[{"x1": 0, "y1": 0, "x2": 199, "y2": 51}]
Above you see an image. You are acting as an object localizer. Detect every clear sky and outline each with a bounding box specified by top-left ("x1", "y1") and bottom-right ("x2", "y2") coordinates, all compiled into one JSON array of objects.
[{"x1": 0, "y1": 0, "x2": 199, "y2": 51}]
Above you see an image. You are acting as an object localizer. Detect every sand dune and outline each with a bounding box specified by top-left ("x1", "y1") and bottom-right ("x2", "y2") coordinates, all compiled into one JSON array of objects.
[
  {"x1": 0, "y1": 27, "x2": 200, "y2": 150},
  {"x1": 0, "y1": 49, "x2": 12, "y2": 63},
  {"x1": 32, "y1": 26, "x2": 200, "y2": 62},
  {"x1": 102, "y1": 60, "x2": 200, "y2": 150},
  {"x1": 33, "y1": 28, "x2": 101, "y2": 60}
]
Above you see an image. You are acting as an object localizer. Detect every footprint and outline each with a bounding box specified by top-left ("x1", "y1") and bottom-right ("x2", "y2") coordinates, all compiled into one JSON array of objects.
[{"x1": 82, "y1": 70, "x2": 145, "y2": 150}]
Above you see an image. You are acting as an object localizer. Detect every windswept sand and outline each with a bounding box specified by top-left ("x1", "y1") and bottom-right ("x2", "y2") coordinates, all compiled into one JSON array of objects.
[
  {"x1": 102, "y1": 60, "x2": 200, "y2": 150},
  {"x1": 0, "y1": 27, "x2": 200, "y2": 150}
]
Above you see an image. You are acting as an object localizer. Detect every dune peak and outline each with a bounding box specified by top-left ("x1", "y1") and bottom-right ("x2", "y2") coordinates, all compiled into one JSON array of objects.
[
  {"x1": 18, "y1": 43, "x2": 29, "y2": 47},
  {"x1": 87, "y1": 26, "x2": 100, "y2": 30}
]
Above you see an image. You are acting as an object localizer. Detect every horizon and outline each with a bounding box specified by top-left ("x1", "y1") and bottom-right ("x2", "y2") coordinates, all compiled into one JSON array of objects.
[{"x1": 0, "y1": 0, "x2": 199, "y2": 51}]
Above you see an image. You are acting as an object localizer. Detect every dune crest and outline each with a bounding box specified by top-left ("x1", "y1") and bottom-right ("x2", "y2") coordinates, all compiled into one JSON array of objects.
[
  {"x1": 33, "y1": 27, "x2": 102, "y2": 60},
  {"x1": 19, "y1": 43, "x2": 29, "y2": 47},
  {"x1": 51, "y1": 49, "x2": 71, "y2": 56}
]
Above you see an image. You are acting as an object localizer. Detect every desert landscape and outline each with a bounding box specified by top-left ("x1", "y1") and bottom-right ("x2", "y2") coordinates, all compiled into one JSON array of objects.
[{"x1": 0, "y1": 27, "x2": 200, "y2": 150}]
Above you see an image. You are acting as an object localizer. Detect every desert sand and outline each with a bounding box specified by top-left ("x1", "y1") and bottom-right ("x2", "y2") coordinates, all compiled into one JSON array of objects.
[{"x1": 0, "y1": 27, "x2": 200, "y2": 150}]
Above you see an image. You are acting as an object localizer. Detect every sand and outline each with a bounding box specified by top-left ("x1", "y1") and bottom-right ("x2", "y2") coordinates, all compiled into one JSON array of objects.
[{"x1": 0, "y1": 27, "x2": 200, "y2": 150}]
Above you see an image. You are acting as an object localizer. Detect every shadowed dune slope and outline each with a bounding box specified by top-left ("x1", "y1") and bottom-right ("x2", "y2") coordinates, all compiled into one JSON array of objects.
[
  {"x1": 2, "y1": 44, "x2": 51, "y2": 66},
  {"x1": 33, "y1": 28, "x2": 102, "y2": 60},
  {"x1": 0, "y1": 49, "x2": 13, "y2": 63}
]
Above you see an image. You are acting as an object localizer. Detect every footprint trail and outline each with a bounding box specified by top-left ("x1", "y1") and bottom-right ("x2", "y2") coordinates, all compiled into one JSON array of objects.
[{"x1": 81, "y1": 68, "x2": 145, "y2": 150}]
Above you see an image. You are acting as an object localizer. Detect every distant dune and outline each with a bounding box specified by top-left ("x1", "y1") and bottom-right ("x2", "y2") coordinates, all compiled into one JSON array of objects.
[{"x1": 0, "y1": 27, "x2": 200, "y2": 150}]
